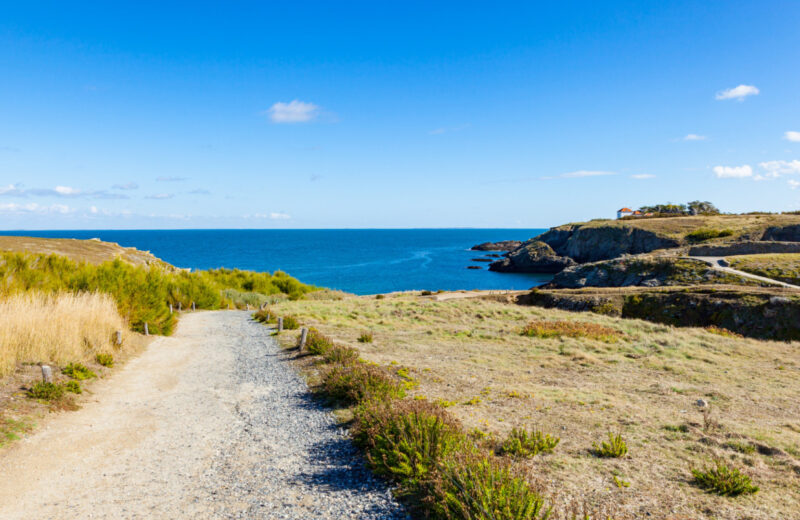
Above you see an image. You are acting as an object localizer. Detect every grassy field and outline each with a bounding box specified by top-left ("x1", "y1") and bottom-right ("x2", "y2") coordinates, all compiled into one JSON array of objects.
[
  {"x1": 0, "y1": 236, "x2": 171, "y2": 268},
  {"x1": 728, "y1": 253, "x2": 800, "y2": 285},
  {"x1": 272, "y1": 292, "x2": 800, "y2": 519},
  {"x1": 564, "y1": 213, "x2": 800, "y2": 242}
]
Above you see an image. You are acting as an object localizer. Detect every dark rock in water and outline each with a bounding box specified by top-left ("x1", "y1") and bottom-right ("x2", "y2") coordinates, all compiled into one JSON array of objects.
[
  {"x1": 471, "y1": 258, "x2": 494, "y2": 262},
  {"x1": 471, "y1": 240, "x2": 522, "y2": 251},
  {"x1": 466, "y1": 265, "x2": 482, "y2": 269},
  {"x1": 762, "y1": 224, "x2": 800, "y2": 241},
  {"x1": 487, "y1": 253, "x2": 502, "y2": 258},
  {"x1": 489, "y1": 241, "x2": 576, "y2": 273}
]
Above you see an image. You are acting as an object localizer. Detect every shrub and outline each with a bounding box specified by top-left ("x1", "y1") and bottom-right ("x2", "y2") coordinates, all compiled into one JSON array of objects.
[
  {"x1": 252, "y1": 307, "x2": 274, "y2": 323},
  {"x1": 421, "y1": 290, "x2": 433, "y2": 296},
  {"x1": 95, "y1": 353, "x2": 114, "y2": 367},
  {"x1": 691, "y1": 460, "x2": 759, "y2": 496},
  {"x1": 436, "y1": 454, "x2": 550, "y2": 520},
  {"x1": 705, "y1": 326, "x2": 743, "y2": 339},
  {"x1": 499, "y1": 427, "x2": 560, "y2": 458},
  {"x1": 590, "y1": 302, "x2": 619, "y2": 316},
  {"x1": 281, "y1": 315, "x2": 300, "y2": 330},
  {"x1": 63, "y1": 380, "x2": 82, "y2": 394},
  {"x1": 358, "y1": 331, "x2": 374, "y2": 343},
  {"x1": 28, "y1": 382, "x2": 65, "y2": 400},
  {"x1": 521, "y1": 320, "x2": 621, "y2": 343},
  {"x1": 322, "y1": 363, "x2": 406, "y2": 405},
  {"x1": 375, "y1": 294, "x2": 385, "y2": 300},
  {"x1": 323, "y1": 344, "x2": 359, "y2": 364},
  {"x1": 62, "y1": 363, "x2": 96, "y2": 380},
  {"x1": 353, "y1": 399, "x2": 466, "y2": 495},
  {"x1": 592, "y1": 432, "x2": 628, "y2": 458},
  {"x1": 305, "y1": 328, "x2": 334, "y2": 355},
  {"x1": 686, "y1": 228, "x2": 734, "y2": 243}
]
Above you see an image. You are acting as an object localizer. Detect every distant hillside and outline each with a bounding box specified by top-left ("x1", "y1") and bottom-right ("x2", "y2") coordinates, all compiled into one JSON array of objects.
[
  {"x1": 0, "y1": 236, "x2": 174, "y2": 269},
  {"x1": 490, "y1": 213, "x2": 800, "y2": 273}
]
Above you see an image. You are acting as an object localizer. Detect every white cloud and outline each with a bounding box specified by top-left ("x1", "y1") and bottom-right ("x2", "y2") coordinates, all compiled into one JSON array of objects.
[
  {"x1": 0, "y1": 184, "x2": 23, "y2": 196},
  {"x1": 0, "y1": 202, "x2": 73, "y2": 214},
  {"x1": 54, "y1": 185, "x2": 81, "y2": 196},
  {"x1": 683, "y1": 134, "x2": 707, "y2": 141},
  {"x1": 715, "y1": 84, "x2": 759, "y2": 101},
  {"x1": 759, "y1": 160, "x2": 800, "y2": 177},
  {"x1": 560, "y1": 170, "x2": 616, "y2": 178},
  {"x1": 784, "y1": 131, "x2": 800, "y2": 143},
  {"x1": 713, "y1": 165, "x2": 753, "y2": 178},
  {"x1": 270, "y1": 212, "x2": 290, "y2": 220},
  {"x1": 630, "y1": 174, "x2": 656, "y2": 179},
  {"x1": 266, "y1": 100, "x2": 319, "y2": 123},
  {"x1": 146, "y1": 193, "x2": 175, "y2": 200},
  {"x1": 789, "y1": 180, "x2": 800, "y2": 190},
  {"x1": 90, "y1": 206, "x2": 98, "y2": 214}
]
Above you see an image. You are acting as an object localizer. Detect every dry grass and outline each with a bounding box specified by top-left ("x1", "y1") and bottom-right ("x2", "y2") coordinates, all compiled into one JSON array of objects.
[
  {"x1": 272, "y1": 291, "x2": 800, "y2": 519},
  {"x1": 0, "y1": 292, "x2": 130, "y2": 377},
  {"x1": 0, "y1": 235, "x2": 171, "y2": 268},
  {"x1": 521, "y1": 320, "x2": 621, "y2": 343},
  {"x1": 728, "y1": 253, "x2": 800, "y2": 285}
]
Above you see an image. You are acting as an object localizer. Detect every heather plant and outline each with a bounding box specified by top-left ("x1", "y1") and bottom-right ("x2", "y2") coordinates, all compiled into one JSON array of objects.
[
  {"x1": 358, "y1": 331, "x2": 374, "y2": 343},
  {"x1": 281, "y1": 315, "x2": 300, "y2": 330},
  {"x1": 95, "y1": 353, "x2": 114, "y2": 367},
  {"x1": 322, "y1": 363, "x2": 406, "y2": 405},
  {"x1": 62, "y1": 363, "x2": 96, "y2": 380},
  {"x1": 63, "y1": 380, "x2": 82, "y2": 394},
  {"x1": 304, "y1": 328, "x2": 334, "y2": 355},
  {"x1": 499, "y1": 427, "x2": 560, "y2": 458},
  {"x1": 27, "y1": 382, "x2": 65, "y2": 400},
  {"x1": 592, "y1": 432, "x2": 628, "y2": 458},
  {"x1": 691, "y1": 460, "x2": 759, "y2": 496}
]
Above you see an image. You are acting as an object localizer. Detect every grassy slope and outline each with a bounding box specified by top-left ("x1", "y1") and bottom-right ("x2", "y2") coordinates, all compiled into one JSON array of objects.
[
  {"x1": 273, "y1": 293, "x2": 800, "y2": 520},
  {"x1": 560, "y1": 214, "x2": 800, "y2": 242},
  {"x1": 728, "y1": 253, "x2": 800, "y2": 285},
  {"x1": 0, "y1": 236, "x2": 173, "y2": 269}
]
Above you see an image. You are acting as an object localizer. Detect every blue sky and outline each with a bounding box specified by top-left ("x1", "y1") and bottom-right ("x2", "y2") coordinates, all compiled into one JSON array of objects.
[{"x1": 1, "y1": 1, "x2": 799, "y2": 229}]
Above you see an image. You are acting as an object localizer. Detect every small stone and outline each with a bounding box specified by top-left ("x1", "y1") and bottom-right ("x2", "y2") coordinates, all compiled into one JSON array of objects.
[{"x1": 696, "y1": 399, "x2": 708, "y2": 408}]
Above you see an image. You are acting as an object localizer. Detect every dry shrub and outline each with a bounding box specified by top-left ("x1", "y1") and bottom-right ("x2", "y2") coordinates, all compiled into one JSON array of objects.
[
  {"x1": 705, "y1": 326, "x2": 743, "y2": 339},
  {"x1": 322, "y1": 363, "x2": 406, "y2": 405},
  {"x1": 0, "y1": 291, "x2": 127, "y2": 377},
  {"x1": 521, "y1": 320, "x2": 621, "y2": 343}
]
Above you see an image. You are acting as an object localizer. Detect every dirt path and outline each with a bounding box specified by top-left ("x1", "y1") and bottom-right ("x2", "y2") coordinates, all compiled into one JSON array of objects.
[
  {"x1": 689, "y1": 256, "x2": 799, "y2": 289},
  {"x1": 0, "y1": 311, "x2": 405, "y2": 519}
]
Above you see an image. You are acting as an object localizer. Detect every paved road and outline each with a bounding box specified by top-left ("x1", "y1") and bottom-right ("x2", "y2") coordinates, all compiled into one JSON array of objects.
[
  {"x1": 689, "y1": 256, "x2": 799, "y2": 289},
  {"x1": 0, "y1": 311, "x2": 405, "y2": 519}
]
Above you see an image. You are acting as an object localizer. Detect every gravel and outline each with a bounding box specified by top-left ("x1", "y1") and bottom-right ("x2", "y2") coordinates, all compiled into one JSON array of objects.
[{"x1": 0, "y1": 311, "x2": 407, "y2": 519}]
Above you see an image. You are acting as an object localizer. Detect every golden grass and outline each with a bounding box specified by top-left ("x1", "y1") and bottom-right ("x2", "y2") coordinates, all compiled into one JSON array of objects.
[
  {"x1": 0, "y1": 235, "x2": 171, "y2": 268},
  {"x1": 521, "y1": 320, "x2": 621, "y2": 343},
  {"x1": 273, "y1": 292, "x2": 800, "y2": 519},
  {"x1": 728, "y1": 253, "x2": 800, "y2": 285},
  {"x1": 0, "y1": 292, "x2": 129, "y2": 377}
]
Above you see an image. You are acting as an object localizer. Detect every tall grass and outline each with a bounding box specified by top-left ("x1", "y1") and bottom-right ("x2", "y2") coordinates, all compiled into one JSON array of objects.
[
  {"x1": 0, "y1": 252, "x2": 315, "y2": 335},
  {"x1": 0, "y1": 292, "x2": 125, "y2": 377}
]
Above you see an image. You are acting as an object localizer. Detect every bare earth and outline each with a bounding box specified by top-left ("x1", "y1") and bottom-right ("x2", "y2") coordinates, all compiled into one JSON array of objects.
[{"x1": 0, "y1": 311, "x2": 404, "y2": 520}]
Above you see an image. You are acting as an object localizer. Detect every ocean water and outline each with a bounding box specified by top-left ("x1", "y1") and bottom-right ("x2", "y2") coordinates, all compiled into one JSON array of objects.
[{"x1": 1, "y1": 229, "x2": 549, "y2": 295}]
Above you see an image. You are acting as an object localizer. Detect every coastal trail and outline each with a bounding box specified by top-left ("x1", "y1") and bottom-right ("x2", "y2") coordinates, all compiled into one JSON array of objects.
[
  {"x1": 0, "y1": 311, "x2": 405, "y2": 520},
  {"x1": 688, "y1": 255, "x2": 800, "y2": 289}
]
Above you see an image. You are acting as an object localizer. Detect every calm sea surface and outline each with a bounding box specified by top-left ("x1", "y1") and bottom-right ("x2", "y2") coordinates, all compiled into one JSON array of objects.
[{"x1": 2, "y1": 229, "x2": 548, "y2": 295}]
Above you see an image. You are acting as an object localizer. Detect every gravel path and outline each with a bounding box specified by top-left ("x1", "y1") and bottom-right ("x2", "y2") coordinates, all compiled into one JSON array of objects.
[
  {"x1": 689, "y1": 255, "x2": 799, "y2": 288},
  {"x1": 0, "y1": 311, "x2": 406, "y2": 519}
]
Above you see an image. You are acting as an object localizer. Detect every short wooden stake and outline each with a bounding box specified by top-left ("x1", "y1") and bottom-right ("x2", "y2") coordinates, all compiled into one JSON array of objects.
[
  {"x1": 169, "y1": 303, "x2": 173, "y2": 314},
  {"x1": 277, "y1": 317, "x2": 283, "y2": 332},
  {"x1": 192, "y1": 301, "x2": 196, "y2": 311},
  {"x1": 299, "y1": 327, "x2": 308, "y2": 351},
  {"x1": 178, "y1": 302, "x2": 182, "y2": 311},
  {"x1": 144, "y1": 322, "x2": 149, "y2": 336},
  {"x1": 246, "y1": 303, "x2": 250, "y2": 311},
  {"x1": 115, "y1": 330, "x2": 122, "y2": 346},
  {"x1": 41, "y1": 365, "x2": 53, "y2": 383}
]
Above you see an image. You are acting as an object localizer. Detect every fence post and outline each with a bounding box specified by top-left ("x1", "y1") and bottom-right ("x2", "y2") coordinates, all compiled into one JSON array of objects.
[
  {"x1": 178, "y1": 301, "x2": 182, "y2": 311},
  {"x1": 115, "y1": 330, "x2": 122, "y2": 346},
  {"x1": 169, "y1": 303, "x2": 173, "y2": 314},
  {"x1": 266, "y1": 313, "x2": 271, "y2": 322},
  {"x1": 41, "y1": 365, "x2": 53, "y2": 383},
  {"x1": 277, "y1": 317, "x2": 283, "y2": 332},
  {"x1": 299, "y1": 327, "x2": 308, "y2": 351},
  {"x1": 144, "y1": 322, "x2": 149, "y2": 336},
  {"x1": 246, "y1": 303, "x2": 250, "y2": 311},
  {"x1": 192, "y1": 301, "x2": 196, "y2": 311}
]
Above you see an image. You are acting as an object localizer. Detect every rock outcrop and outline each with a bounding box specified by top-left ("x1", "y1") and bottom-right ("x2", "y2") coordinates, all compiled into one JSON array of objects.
[
  {"x1": 471, "y1": 240, "x2": 522, "y2": 251},
  {"x1": 689, "y1": 241, "x2": 800, "y2": 256},
  {"x1": 489, "y1": 241, "x2": 575, "y2": 273},
  {"x1": 762, "y1": 224, "x2": 800, "y2": 242}
]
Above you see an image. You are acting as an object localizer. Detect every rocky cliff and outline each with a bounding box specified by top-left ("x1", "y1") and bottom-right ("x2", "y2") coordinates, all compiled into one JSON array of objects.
[{"x1": 489, "y1": 241, "x2": 576, "y2": 273}]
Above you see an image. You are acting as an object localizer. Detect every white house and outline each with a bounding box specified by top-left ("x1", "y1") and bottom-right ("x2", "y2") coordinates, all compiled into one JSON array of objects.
[{"x1": 617, "y1": 207, "x2": 634, "y2": 219}]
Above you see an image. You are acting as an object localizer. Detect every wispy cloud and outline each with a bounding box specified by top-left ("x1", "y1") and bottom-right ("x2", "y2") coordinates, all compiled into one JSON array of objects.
[
  {"x1": 759, "y1": 160, "x2": 800, "y2": 177},
  {"x1": 112, "y1": 182, "x2": 139, "y2": 190},
  {"x1": 145, "y1": 193, "x2": 175, "y2": 200},
  {"x1": 784, "y1": 131, "x2": 800, "y2": 143},
  {"x1": 247, "y1": 212, "x2": 291, "y2": 220},
  {"x1": 683, "y1": 134, "x2": 707, "y2": 141},
  {"x1": 265, "y1": 100, "x2": 319, "y2": 123},
  {"x1": 156, "y1": 176, "x2": 187, "y2": 182},
  {"x1": 269, "y1": 212, "x2": 290, "y2": 220},
  {"x1": 0, "y1": 184, "x2": 128, "y2": 199},
  {"x1": 789, "y1": 180, "x2": 800, "y2": 190},
  {"x1": 188, "y1": 188, "x2": 211, "y2": 195},
  {"x1": 560, "y1": 170, "x2": 617, "y2": 178},
  {"x1": 715, "y1": 84, "x2": 759, "y2": 101},
  {"x1": 713, "y1": 165, "x2": 753, "y2": 178},
  {"x1": 630, "y1": 174, "x2": 656, "y2": 179},
  {"x1": 0, "y1": 202, "x2": 73, "y2": 214}
]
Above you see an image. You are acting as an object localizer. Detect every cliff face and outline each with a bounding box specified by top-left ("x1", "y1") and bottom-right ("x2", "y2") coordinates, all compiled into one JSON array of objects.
[
  {"x1": 491, "y1": 223, "x2": 680, "y2": 273},
  {"x1": 762, "y1": 224, "x2": 800, "y2": 241}
]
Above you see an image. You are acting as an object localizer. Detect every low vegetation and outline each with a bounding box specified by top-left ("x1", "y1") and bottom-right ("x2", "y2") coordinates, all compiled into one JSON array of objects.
[
  {"x1": 521, "y1": 320, "x2": 621, "y2": 343},
  {"x1": 691, "y1": 460, "x2": 759, "y2": 496},
  {"x1": 728, "y1": 253, "x2": 800, "y2": 285},
  {"x1": 498, "y1": 427, "x2": 560, "y2": 458},
  {"x1": 591, "y1": 432, "x2": 628, "y2": 458},
  {"x1": 62, "y1": 363, "x2": 96, "y2": 380},
  {"x1": 685, "y1": 227, "x2": 733, "y2": 242},
  {"x1": 269, "y1": 293, "x2": 800, "y2": 519}
]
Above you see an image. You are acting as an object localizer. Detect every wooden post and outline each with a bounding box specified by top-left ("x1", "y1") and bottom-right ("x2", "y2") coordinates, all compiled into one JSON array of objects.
[
  {"x1": 299, "y1": 327, "x2": 308, "y2": 351},
  {"x1": 178, "y1": 301, "x2": 182, "y2": 311},
  {"x1": 144, "y1": 322, "x2": 149, "y2": 336},
  {"x1": 192, "y1": 301, "x2": 196, "y2": 311},
  {"x1": 41, "y1": 365, "x2": 53, "y2": 383},
  {"x1": 115, "y1": 330, "x2": 122, "y2": 346},
  {"x1": 169, "y1": 303, "x2": 173, "y2": 314},
  {"x1": 246, "y1": 303, "x2": 250, "y2": 311},
  {"x1": 277, "y1": 317, "x2": 283, "y2": 332},
  {"x1": 266, "y1": 313, "x2": 271, "y2": 322}
]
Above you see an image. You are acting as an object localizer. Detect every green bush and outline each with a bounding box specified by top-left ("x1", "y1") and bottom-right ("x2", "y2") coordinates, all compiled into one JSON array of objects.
[
  {"x1": 323, "y1": 344, "x2": 360, "y2": 364},
  {"x1": 322, "y1": 363, "x2": 406, "y2": 405},
  {"x1": 499, "y1": 427, "x2": 560, "y2": 458},
  {"x1": 62, "y1": 363, "x2": 96, "y2": 380},
  {"x1": 305, "y1": 328, "x2": 334, "y2": 355},
  {"x1": 592, "y1": 432, "x2": 628, "y2": 458},
  {"x1": 691, "y1": 460, "x2": 759, "y2": 496},
  {"x1": 252, "y1": 307, "x2": 274, "y2": 323},
  {"x1": 358, "y1": 331, "x2": 374, "y2": 343},
  {"x1": 28, "y1": 382, "x2": 65, "y2": 400},
  {"x1": 420, "y1": 290, "x2": 433, "y2": 296},
  {"x1": 437, "y1": 454, "x2": 550, "y2": 520},
  {"x1": 63, "y1": 380, "x2": 82, "y2": 394},
  {"x1": 686, "y1": 228, "x2": 734, "y2": 243},
  {"x1": 281, "y1": 315, "x2": 300, "y2": 330},
  {"x1": 95, "y1": 353, "x2": 114, "y2": 367}
]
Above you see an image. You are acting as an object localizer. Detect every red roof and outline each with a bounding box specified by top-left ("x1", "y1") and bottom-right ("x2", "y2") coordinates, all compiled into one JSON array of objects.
[{"x1": 618, "y1": 207, "x2": 632, "y2": 212}]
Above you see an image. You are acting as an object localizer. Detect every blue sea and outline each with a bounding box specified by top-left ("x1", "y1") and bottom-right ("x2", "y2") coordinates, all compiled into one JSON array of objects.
[{"x1": 1, "y1": 229, "x2": 548, "y2": 295}]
